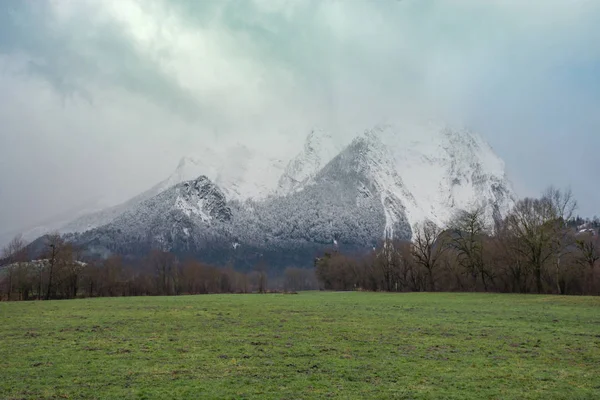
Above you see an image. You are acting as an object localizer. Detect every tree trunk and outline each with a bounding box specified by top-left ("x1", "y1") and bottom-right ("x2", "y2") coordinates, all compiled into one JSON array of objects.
[
  {"x1": 46, "y1": 266, "x2": 54, "y2": 300},
  {"x1": 481, "y1": 271, "x2": 488, "y2": 292},
  {"x1": 7, "y1": 269, "x2": 13, "y2": 301},
  {"x1": 590, "y1": 264, "x2": 596, "y2": 295},
  {"x1": 72, "y1": 276, "x2": 78, "y2": 299},
  {"x1": 38, "y1": 270, "x2": 42, "y2": 300},
  {"x1": 555, "y1": 257, "x2": 561, "y2": 295},
  {"x1": 428, "y1": 267, "x2": 435, "y2": 291},
  {"x1": 46, "y1": 247, "x2": 56, "y2": 301}
]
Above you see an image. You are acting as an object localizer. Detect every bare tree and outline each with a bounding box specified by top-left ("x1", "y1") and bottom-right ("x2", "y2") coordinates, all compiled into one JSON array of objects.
[
  {"x1": 411, "y1": 220, "x2": 448, "y2": 291},
  {"x1": 394, "y1": 240, "x2": 418, "y2": 291},
  {"x1": 490, "y1": 221, "x2": 531, "y2": 293},
  {"x1": 575, "y1": 232, "x2": 600, "y2": 294},
  {"x1": 505, "y1": 197, "x2": 558, "y2": 293},
  {"x1": 543, "y1": 186, "x2": 578, "y2": 294},
  {"x1": 447, "y1": 206, "x2": 491, "y2": 291},
  {"x1": 40, "y1": 234, "x2": 84, "y2": 300},
  {"x1": 3, "y1": 235, "x2": 27, "y2": 262},
  {"x1": 284, "y1": 267, "x2": 318, "y2": 292},
  {"x1": 148, "y1": 250, "x2": 178, "y2": 295},
  {"x1": 374, "y1": 235, "x2": 404, "y2": 291},
  {"x1": 544, "y1": 186, "x2": 578, "y2": 223},
  {"x1": 62, "y1": 247, "x2": 85, "y2": 299},
  {"x1": 95, "y1": 256, "x2": 122, "y2": 296},
  {"x1": 45, "y1": 233, "x2": 64, "y2": 300},
  {"x1": 254, "y1": 260, "x2": 268, "y2": 294},
  {"x1": 314, "y1": 250, "x2": 360, "y2": 291},
  {"x1": 1, "y1": 235, "x2": 28, "y2": 300}
]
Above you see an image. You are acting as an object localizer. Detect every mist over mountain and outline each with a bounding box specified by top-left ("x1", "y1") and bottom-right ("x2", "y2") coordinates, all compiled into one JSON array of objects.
[
  {"x1": 22, "y1": 122, "x2": 515, "y2": 269},
  {"x1": 1, "y1": 1, "x2": 599, "y2": 244}
]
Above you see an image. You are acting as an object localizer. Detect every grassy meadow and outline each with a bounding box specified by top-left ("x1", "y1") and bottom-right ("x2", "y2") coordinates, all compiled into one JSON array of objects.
[{"x1": 1, "y1": 292, "x2": 599, "y2": 399}]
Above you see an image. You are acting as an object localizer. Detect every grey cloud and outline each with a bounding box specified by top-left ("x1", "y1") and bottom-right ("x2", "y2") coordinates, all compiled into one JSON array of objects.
[
  {"x1": 0, "y1": 0, "x2": 599, "y2": 238},
  {"x1": 0, "y1": 1, "x2": 204, "y2": 121}
]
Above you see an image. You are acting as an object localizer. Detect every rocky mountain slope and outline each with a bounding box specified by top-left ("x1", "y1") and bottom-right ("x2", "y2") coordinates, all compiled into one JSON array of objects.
[
  {"x1": 366, "y1": 123, "x2": 514, "y2": 228},
  {"x1": 28, "y1": 122, "x2": 515, "y2": 268},
  {"x1": 59, "y1": 145, "x2": 286, "y2": 234},
  {"x1": 69, "y1": 141, "x2": 400, "y2": 268},
  {"x1": 276, "y1": 128, "x2": 344, "y2": 195}
]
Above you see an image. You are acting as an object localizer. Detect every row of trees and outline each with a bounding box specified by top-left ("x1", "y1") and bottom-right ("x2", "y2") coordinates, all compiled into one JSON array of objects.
[
  {"x1": 2, "y1": 186, "x2": 597, "y2": 299},
  {"x1": 0, "y1": 235, "x2": 318, "y2": 301},
  {"x1": 0, "y1": 234, "x2": 84, "y2": 301},
  {"x1": 315, "y1": 187, "x2": 599, "y2": 295}
]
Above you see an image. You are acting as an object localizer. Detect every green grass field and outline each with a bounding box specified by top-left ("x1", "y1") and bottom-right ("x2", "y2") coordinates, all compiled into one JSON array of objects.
[{"x1": 1, "y1": 292, "x2": 599, "y2": 399}]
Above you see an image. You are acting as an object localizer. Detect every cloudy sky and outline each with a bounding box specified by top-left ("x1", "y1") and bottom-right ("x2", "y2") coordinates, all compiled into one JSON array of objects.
[{"x1": 1, "y1": 0, "x2": 599, "y2": 237}]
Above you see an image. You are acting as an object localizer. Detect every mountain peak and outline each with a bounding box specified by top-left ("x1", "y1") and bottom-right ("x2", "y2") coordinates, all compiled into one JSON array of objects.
[
  {"x1": 305, "y1": 128, "x2": 334, "y2": 152},
  {"x1": 35, "y1": 121, "x2": 515, "y2": 262},
  {"x1": 176, "y1": 176, "x2": 232, "y2": 222},
  {"x1": 277, "y1": 128, "x2": 344, "y2": 194}
]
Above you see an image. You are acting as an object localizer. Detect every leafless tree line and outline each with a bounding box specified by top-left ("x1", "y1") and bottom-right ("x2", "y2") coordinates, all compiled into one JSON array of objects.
[
  {"x1": 0, "y1": 234, "x2": 85, "y2": 301},
  {"x1": 0, "y1": 235, "x2": 318, "y2": 301},
  {"x1": 315, "y1": 187, "x2": 600, "y2": 295},
  {"x1": 2, "y1": 186, "x2": 596, "y2": 299}
]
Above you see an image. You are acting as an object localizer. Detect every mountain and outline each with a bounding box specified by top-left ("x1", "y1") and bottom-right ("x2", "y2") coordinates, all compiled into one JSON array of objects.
[
  {"x1": 277, "y1": 128, "x2": 344, "y2": 194},
  {"x1": 59, "y1": 145, "x2": 286, "y2": 234},
  {"x1": 67, "y1": 141, "x2": 402, "y2": 268},
  {"x1": 67, "y1": 176, "x2": 234, "y2": 259},
  {"x1": 212, "y1": 144, "x2": 287, "y2": 201},
  {"x1": 27, "y1": 122, "x2": 515, "y2": 268},
  {"x1": 59, "y1": 152, "x2": 221, "y2": 234},
  {"x1": 277, "y1": 123, "x2": 514, "y2": 233},
  {"x1": 360, "y1": 122, "x2": 514, "y2": 228}
]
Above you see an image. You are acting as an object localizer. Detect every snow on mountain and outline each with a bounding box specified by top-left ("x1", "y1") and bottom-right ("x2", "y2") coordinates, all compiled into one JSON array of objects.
[
  {"x1": 69, "y1": 176, "x2": 234, "y2": 257},
  {"x1": 71, "y1": 162, "x2": 394, "y2": 264},
  {"x1": 348, "y1": 130, "x2": 417, "y2": 237},
  {"x1": 2, "y1": 154, "x2": 222, "y2": 244},
  {"x1": 366, "y1": 122, "x2": 515, "y2": 229},
  {"x1": 36, "y1": 121, "x2": 517, "y2": 268},
  {"x1": 213, "y1": 144, "x2": 287, "y2": 201},
  {"x1": 276, "y1": 122, "x2": 515, "y2": 234},
  {"x1": 159, "y1": 153, "x2": 221, "y2": 194},
  {"x1": 112, "y1": 175, "x2": 232, "y2": 235},
  {"x1": 59, "y1": 145, "x2": 285, "y2": 234},
  {"x1": 174, "y1": 177, "x2": 232, "y2": 222},
  {"x1": 277, "y1": 128, "x2": 345, "y2": 194},
  {"x1": 23, "y1": 120, "x2": 514, "y2": 259},
  {"x1": 141, "y1": 143, "x2": 286, "y2": 204},
  {"x1": 307, "y1": 134, "x2": 412, "y2": 240},
  {"x1": 58, "y1": 151, "x2": 219, "y2": 234}
]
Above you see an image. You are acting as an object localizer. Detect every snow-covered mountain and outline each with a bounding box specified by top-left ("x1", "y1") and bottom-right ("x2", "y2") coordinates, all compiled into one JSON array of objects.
[
  {"x1": 275, "y1": 122, "x2": 514, "y2": 233},
  {"x1": 67, "y1": 152, "x2": 399, "y2": 268},
  {"x1": 277, "y1": 128, "x2": 345, "y2": 194},
  {"x1": 359, "y1": 122, "x2": 514, "y2": 229},
  {"x1": 26, "y1": 121, "x2": 515, "y2": 267},
  {"x1": 59, "y1": 144, "x2": 286, "y2": 234}
]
